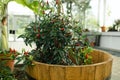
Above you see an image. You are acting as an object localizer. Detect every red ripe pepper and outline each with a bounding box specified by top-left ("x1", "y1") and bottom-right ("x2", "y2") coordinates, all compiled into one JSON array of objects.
[
  {"x1": 60, "y1": 28, "x2": 64, "y2": 31},
  {"x1": 56, "y1": 0, "x2": 59, "y2": 4},
  {"x1": 24, "y1": 51, "x2": 29, "y2": 56},
  {"x1": 36, "y1": 34, "x2": 40, "y2": 38},
  {"x1": 9, "y1": 48, "x2": 16, "y2": 54},
  {"x1": 12, "y1": 49, "x2": 16, "y2": 54},
  {"x1": 75, "y1": 43, "x2": 80, "y2": 46},
  {"x1": 85, "y1": 54, "x2": 89, "y2": 59},
  {"x1": 10, "y1": 48, "x2": 13, "y2": 53}
]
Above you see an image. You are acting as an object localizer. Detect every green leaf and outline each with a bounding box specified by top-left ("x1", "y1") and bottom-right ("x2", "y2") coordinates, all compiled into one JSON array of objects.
[
  {"x1": 15, "y1": 0, "x2": 26, "y2": 6},
  {"x1": 31, "y1": 1, "x2": 39, "y2": 8}
]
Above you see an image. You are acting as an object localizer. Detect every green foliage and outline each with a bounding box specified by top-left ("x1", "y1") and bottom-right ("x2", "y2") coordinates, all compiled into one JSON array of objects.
[
  {"x1": 16, "y1": 49, "x2": 33, "y2": 70},
  {"x1": 19, "y1": 12, "x2": 73, "y2": 65},
  {"x1": 15, "y1": 0, "x2": 38, "y2": 14},
  {"x1": 0, "y1": 48, "x2": 19, "y2": 79},
  {"x1": 15, "y1": 0, "x2": 51, "y2": 15},
  {"x1": 0, "y1": 0, "x2": 13, "y2": 19},
  {"x1": 0, "y1": 48, "x2": 19, "y2": 60},
  {"x1": 0, "y1": 61, "x2": 16, "y2": 80}
]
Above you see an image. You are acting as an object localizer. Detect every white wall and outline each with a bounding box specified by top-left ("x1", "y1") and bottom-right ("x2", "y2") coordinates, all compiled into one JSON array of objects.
[
  {"x1": 100, "y1": 32, "x2": 120, "y2": 51},
  {"x1": 9, "y1": 41, "x2": 36, "y2": 52}
]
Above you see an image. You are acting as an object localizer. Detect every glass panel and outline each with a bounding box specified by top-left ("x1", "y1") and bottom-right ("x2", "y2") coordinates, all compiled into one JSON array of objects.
[{"x1": 8, "y1": 15, "x2": 35, "y2": 41}]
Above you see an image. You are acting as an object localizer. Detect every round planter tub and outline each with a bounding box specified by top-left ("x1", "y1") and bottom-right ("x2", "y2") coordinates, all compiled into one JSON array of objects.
[{"x1": 26, "y1": 49, "x2": 113, "y2": 80}]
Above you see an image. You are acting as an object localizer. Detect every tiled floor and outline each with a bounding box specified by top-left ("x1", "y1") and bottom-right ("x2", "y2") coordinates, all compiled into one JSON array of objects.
[{"x1": 95, "y1": 47, "x2": 120, "y2": 80}]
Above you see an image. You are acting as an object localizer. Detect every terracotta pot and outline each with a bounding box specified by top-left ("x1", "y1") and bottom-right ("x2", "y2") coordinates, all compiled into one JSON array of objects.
[
  {"x1": 101, "y1": 26, "x2": 106, "y2": 32},
  {"x1": 0, "y1": 54, "x2": 15, "y2": 71},
  {"x1": 26, "y1": 49, "x2": 113, "y2": 80}
]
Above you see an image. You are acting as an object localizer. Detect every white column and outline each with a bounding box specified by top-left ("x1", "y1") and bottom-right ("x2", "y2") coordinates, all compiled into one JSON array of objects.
[
  {"x1": 97, "y1": 0, "x2": 101, "y2": 27},
  {"x1": 103, "y1": 0, "x2": 106, "y2": 26}
]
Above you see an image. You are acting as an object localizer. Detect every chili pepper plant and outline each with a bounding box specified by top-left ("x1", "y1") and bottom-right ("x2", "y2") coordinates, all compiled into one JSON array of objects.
[{"x1": 18, "y1": 0, "x2": 93, "y2": 65}]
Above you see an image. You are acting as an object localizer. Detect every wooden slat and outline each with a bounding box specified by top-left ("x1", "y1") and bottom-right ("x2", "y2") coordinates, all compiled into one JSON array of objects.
[
  {"x1": 95, "y1": 64, "x2": 106, "y2": 80},
  {"x1": 37, "y1": 63, "x2": 50, "y2": 80},
  {"x1": 65, "y1": 67, "x2": 81, "y2": 80},
  {"x1": 50, "y1": 66, "x2": 65, "y2": 80}
]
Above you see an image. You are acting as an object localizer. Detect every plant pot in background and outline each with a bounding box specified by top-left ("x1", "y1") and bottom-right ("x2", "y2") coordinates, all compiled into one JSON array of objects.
[
  {"x1": 0, "y1": 54, "x2": 15, "y2": 72},
  {"x1": 101, "y1": 26, "x2": 106, "y2": 32}
]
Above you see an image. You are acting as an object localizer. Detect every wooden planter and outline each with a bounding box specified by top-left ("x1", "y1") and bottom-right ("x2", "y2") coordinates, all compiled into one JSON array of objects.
[
  {"x1": 26, "y1": 49, "x2": 113, "y2": 80},
  {"x1": 0, "y1": 54, "x2": 15, "y2": 71}
]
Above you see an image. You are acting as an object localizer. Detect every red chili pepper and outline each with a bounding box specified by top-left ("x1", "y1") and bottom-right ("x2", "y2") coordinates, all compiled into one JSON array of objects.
[
  {"x1": 13, "y1": 49, "x2": 16, "y2": 54},
  {"x1": 36, "y1": 34, "x2": 40, "y2": 38},
  {"x1": 24, "y1": 51, "x2": 29, "y2": 56},
  {"x1": 56, "y1": 0, "x2": 59, "y2": 4},
  {"x1": 9, "y1": 48, "x2": 13, "y2": 53},
  {"x1": 85, "y1": 54, "x2": 89, "y2": 59},
  {"x1": 60, "y1": 28, "x2": 64, "y2": 31},
  {"x1": 75, "y1": 43, "x2": 80, "y2": 46}
]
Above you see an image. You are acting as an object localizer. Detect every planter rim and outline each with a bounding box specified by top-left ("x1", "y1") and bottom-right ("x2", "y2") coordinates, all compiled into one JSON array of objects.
[{"x1": 32, "y1": 49, "x2": 113, "y2": 67}]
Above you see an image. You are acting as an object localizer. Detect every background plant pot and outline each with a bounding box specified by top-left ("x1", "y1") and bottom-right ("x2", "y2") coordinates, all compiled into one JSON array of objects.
[
  {"x1": 101, "y1": 26, "x2": 106, "y2": 32},
  {"x1": 0, "y1": 54, "x2": 15, "y2": 71},
  {"x1": 26, "y1": 49, "x2": 113, "y2": 80}
]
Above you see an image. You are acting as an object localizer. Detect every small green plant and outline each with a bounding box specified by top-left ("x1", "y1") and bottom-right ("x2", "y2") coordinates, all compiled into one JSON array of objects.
[
  {"x1": 16, "y1": 49, "x2": 33, "y2": 70},
  {"x1": 0, "y1": 48, "x2": 19, "y2": 60},
  {"x1": 0, "y1": 61, "x2": 16, "y2": 80},
  {"x1": 108, "y1": 19, "x2": 120, "y2": 32},
  {"x1": 0, "y1": 48, "x2": 19, "y2": 80}
]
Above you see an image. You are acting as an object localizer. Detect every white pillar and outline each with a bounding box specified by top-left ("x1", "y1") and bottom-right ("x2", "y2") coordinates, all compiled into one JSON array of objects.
[
  {"x1": 97, "y1": 0, "x2": 101, "y2": 27},
  {"x1": 103, "y1": 0, "x2": 106, "y2": 26}
]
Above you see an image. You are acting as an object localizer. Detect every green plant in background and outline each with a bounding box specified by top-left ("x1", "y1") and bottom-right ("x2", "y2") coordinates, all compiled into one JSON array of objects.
[
  {"x1": 0, "y1": 48, "x2": 19, "y2": 80},
  {"x1": 0, "y1": 0, "x2": 13, "y2": 19},
  {"x1": 113, "y1": 19, "x2": 120, "y2": 31},
  {"x1": 15, "y1": 0, "x2": 51, "y2": 16},
  {"x1": 108, "y1": 19, "x2": 120, "y2": 32},
  {"x1": 0, "y1": 48, "x2": 19, "y2": 59},
  {"x1": 16, "y1": 49, "x2": 33, "y2": 70},
  {"x1": 0, "y1": 61, "x2": 16, "y2": 80},
  {"x1": 18, "y1": 0, "x2": 93, "y2": 65}
]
